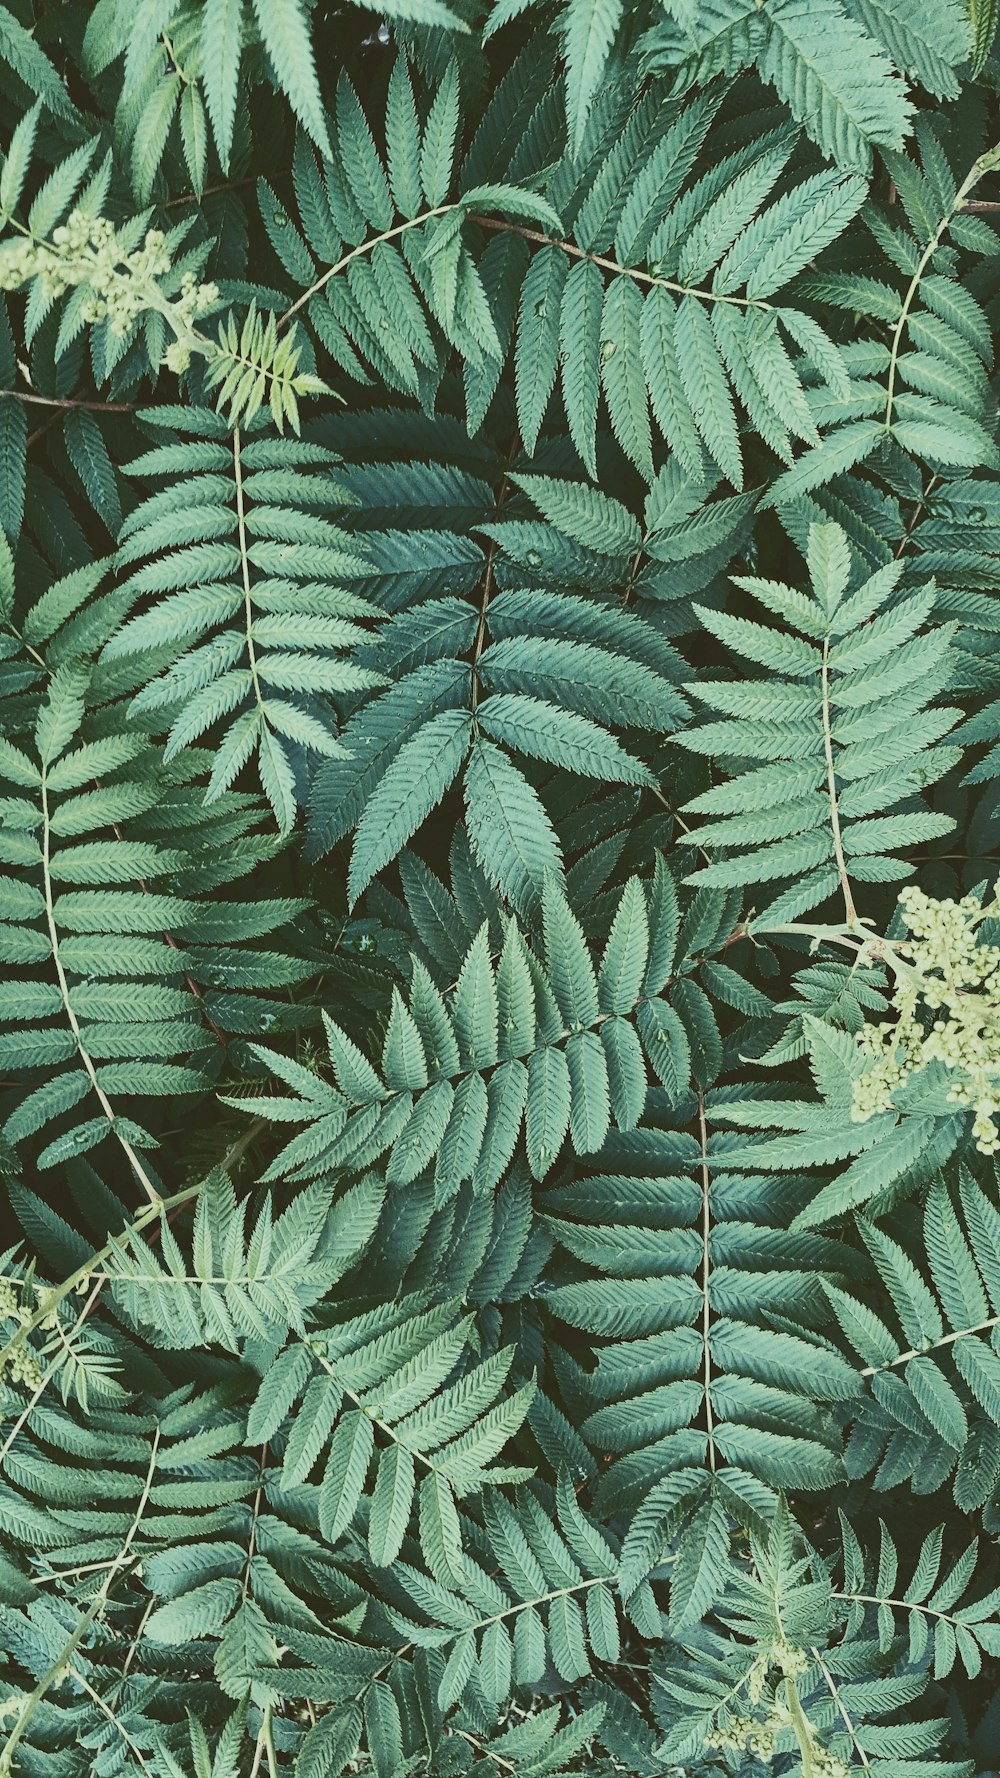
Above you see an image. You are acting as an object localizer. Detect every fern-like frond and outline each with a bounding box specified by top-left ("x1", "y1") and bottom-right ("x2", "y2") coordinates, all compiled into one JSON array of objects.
[
  {"x1": 101, "y1": 414, "x2": 384, "y2": 829},
  {"x1": 678, "y1": 520, "x2": 960, "y2": 925},
  {"x1": 228, "y1": 867, "x2": 743, "y2": 1187}
]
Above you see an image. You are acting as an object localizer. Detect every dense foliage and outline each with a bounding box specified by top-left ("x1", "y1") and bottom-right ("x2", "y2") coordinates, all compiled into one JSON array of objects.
[{"x1": 6, "y1": 0, "x2": 1000, "y2": 1773}]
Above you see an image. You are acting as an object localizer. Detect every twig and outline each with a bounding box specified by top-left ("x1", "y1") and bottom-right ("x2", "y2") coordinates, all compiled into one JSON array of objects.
[
  {"x1": 471, "y1": 434, "x2": 519, "y2": 713},
  {"x1": 884, "y1": 154, "x2": 991, "y2": 429},
  {"x1": 468, "y1": 214, "x2": 773, "y2": 311},
  {"x1": 697, "y1": 1094, "x2": 716, "y2": 1472},
  {"x1": 1, "y1": 388, "x2": 135, "y2": 412},
  {"x1": 820, "y1": 638, "x2": 858, "y2": 929}
]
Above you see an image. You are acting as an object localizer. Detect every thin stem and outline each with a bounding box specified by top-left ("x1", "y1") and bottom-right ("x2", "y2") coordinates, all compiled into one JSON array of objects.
[
  {"x1": 468, "y1": 213, "x2": 774, "y2": 311},
  {"x1": 0, "y1": 1278, "x2": 104, "y2": 1475},
  {"x1": 697, "y1": 1094, "x2": 716, "y2": 1472},
  {"x1": 833, "y1": 1592, "x2": 960, "y2": 1628},
  {"x1": 41, "y1": 765, "x2": 162, "y2": 1206},
  {"x1": 809, "y1": 1646, "x2": 873, "y2": 1774},
  {"x1": 749, "y1": 921, "x2": 863, "y2": 951},
  {"x1": 894, "y1": 473, "x2": 938, "y2": 561},
  {"x1": 0, "y1": 1179, "x2": 206, "y2": 1373},
  {"x1": 469, "y1": 538, "x2": 497, "y2": 716},
  {"x1": 623, "y1": 541, "x2": 645, "y2": 608},
  {"x1": 279, "y1": 204, "x2": 775, "y2": 336},
  {"x1": 820, "y1": 638, "x2": 858, "y2": 929},
  {"x1": 471, "y1": 434, "x2": 519, "y2": 714},
  {"x1": 306, "y1": 1337, "x2": 523, "y2": 1491},
  {"x1": 455, "y1": 1729, "x2": 518, "y2": 1773},
  {"x1": 859, "y1": 1310, "x2": 1000, "y2": 1376},
  {"x1": 233, "y1": 426, "x2": 291, "y2": 823},
  {"x1": 1, "y1": 618, "x2": 46, "y2": 668},
  {"x1": 120, "y1": 1595, "x2": 156, "y2": 1680},
  {"x1": 160, "y1": 31, "x2": 191, "y2": 87},
  {"x1": 220, "y1": 1114, "x2": 268, "y2": 1176},
  {"x1": 0, "y1": 1429, "x2": 160, "y2": 1771},
  {"x1": 461, "y1": 1574, "x2": 610, "y2": 1634},
  {"x1": 884, "y1": 155, "x2": 991, "y2": 428},
  {"x1": 241, "y1": 1452, "x2": 268, "y2": 1600},
  {"x1": 264, "y1": 1706, "x2": 278, "y2": 1778},
  {"x1": 280, "y1": 205, "x2": 456, "y2": 326},
  {"x1": 232, "y1": 427, "x2": 264, "y2": 713},
  {"x1": 161, "y1": 170, "x2": 288, "y2": 210},
  {"x1": 0, "y1": 388, "x2": 135, "y2": 412},
  {"x1": 35, "y1": 1557, "x2": 132, "y2": 1584},
  {"x1": 70, "y1": 1670, "x2": 157, "y2": 1776}
]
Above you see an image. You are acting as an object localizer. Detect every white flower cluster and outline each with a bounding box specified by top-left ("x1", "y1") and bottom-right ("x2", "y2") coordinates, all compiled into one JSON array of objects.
[
  {"x1": 852, "y1": 883, "x2": 1000, "y2": 1153},
  {"x1": 0, "y1": 1278, "x2": 43, "y2": 1392},
  {"x1": 706, "y1": 1714, "x2": 779, "y2": 1760},
  {"x1": 706, "y1": 1642, "x2": 850, "y2": 1775},
  {"x1": 0, "y1": 210, "x2": 218, "y2": 358},
  {"x1": 707, "y1": 1716, "x2": 850, "y2": 1775}
]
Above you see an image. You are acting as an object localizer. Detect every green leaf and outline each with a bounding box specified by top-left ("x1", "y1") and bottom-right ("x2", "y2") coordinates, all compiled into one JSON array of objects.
[
  {"x1": 564, "y1": 0, "x2": 624, "y2": 151},
  {"x1": 0, "y1": 396, "x2": 26, "y2": 540},
  {"x1": 526, "y1": 1042, "x2": 571, "y2": 1177},
  {"x1": 478, "y1": 694, "x2": 653, "y2": 786},
  {"x1": 794, "y1": 1116, "x2": 937, "y2": 1228},
  {"x1": 674, "y1": 297, "x2": 742, "y2": 490},
  {"x1": 64, "y1": 410, "x2": 121, "y2": 534},
  {"x1": 510, "y1": 474, "x2": 640, "y2": 555},
  {"x1": 147, "y1": 1579, "x2": 240, "y2": 1644},
  {"x1": 0, "y1": 8, "x2": 77, "y2": 119},
  {"x1": 319, "y1": 1409, "x2": 375, "y2": 1542},
  {"x1": 464, "y1": 736, "x2": 563, "y2": 914},
  {"x1": 348, "y1": 709, "x2": 472, "y2": 904},
  {"x1": 599, "y1": 878, "x2": 650, "y2": 1014},
  {"x1": 758, "y1": 0, "x2": 913, "y2": 167},
  {"x1": 969, "y1": 0, "x2": 999, "y2": 73},
  {"x1": 200, "y1": 0, "x2": 243, "y2": 167},
  {"x1": 600, "y1": 276, "x2": 653, "y2": 482},
  {"x1": 421, "y1": 62, "x2": 459, "y2": 206},
  {"x1": 0, "y1": 101, "x2": 41, "y2": 218},
  {"x1": 368, "y1": 1442, "x2": 415, "y2": 1565},
  {"x1": 560, "y1": 259, "x2": 603, "y2": 478},
  {"x1": 516, "y1": 248, "x2": 569, "y2": 456},
  {"x1": 252, "y1": 0, "x2": 332, "y2": 158},
  {"x1": 669, "y1": 1493, "x2": 731, "y2": 1629}
]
